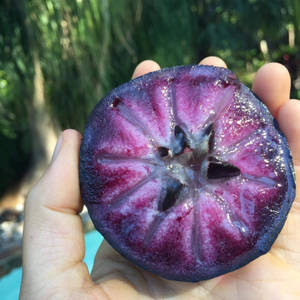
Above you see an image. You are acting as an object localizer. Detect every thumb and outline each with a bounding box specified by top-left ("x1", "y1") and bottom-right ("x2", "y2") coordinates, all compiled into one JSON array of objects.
[{"x1": 21, "y1": 130, "x2": 89, "y2": 295}]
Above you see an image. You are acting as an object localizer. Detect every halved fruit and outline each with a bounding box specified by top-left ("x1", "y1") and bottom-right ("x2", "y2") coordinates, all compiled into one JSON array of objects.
[{"x1": 79, "y1": 65, "x2": 295, "y2": 282}]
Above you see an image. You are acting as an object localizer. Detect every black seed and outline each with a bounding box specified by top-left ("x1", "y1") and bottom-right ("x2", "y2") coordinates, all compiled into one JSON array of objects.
[
  {"x1": 158, "y1": 147, "x2": 169, "y2": 157},
  {"x1": 112, "y1": 96, "x2": 122, "y2": 107},
  {"x1": 208, "y1": 156, "x2": 218, "y2": 162},
  {"x1": 203, "y1": 123, "x2": 213, "y2": 136},
  {"x1": 159, "y1": 179, "x2": 183, "y2": 212},
  {"x1": 203, "y1": 124, "x2": 215, "y2": 153},
  {"x1": 173, "y1": 125, "x2": 189, "y2": 155},
  {"x1": 207, "y1": 157, "x2": 240, "y2": 179},
  {"x1": 220, "y1": 80, "x2": 230, "y2": 88}
]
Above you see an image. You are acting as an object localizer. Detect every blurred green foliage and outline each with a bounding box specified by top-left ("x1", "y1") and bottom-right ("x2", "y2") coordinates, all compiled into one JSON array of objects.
[{"x1": 0, "y1": 0, "x2": 300, "y2": 196}]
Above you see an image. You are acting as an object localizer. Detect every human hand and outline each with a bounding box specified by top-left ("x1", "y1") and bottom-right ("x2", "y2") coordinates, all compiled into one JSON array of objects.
[{"x1": 20, "y1": 58, "x2": 300, "y2": 300}]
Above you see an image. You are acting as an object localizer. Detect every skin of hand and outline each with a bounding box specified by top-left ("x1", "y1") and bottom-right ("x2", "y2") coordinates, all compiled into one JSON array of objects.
[{"x1": 20, "y1": 57, "x2": 300, "y2": 300}]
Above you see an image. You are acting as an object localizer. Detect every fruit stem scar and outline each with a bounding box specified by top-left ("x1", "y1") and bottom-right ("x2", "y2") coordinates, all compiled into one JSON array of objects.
[{"x1": 112, "y1": 96, "x2": 122, "y2": 107}]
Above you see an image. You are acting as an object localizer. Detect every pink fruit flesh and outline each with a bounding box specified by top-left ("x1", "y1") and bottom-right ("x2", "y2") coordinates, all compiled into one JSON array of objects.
[{"x1": 79, "y1": 65, "x2": 295, "y2": 281}]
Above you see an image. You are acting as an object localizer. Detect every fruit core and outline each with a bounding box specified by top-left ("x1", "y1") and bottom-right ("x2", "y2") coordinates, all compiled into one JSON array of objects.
[{"x1": 157, "y1": 124, "x2": 240, "y2": 212}]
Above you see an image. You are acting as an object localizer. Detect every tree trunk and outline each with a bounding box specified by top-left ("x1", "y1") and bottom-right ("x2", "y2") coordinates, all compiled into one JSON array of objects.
[{"x1": 0, "y1": 4, "x2": 58, "y2": 210}]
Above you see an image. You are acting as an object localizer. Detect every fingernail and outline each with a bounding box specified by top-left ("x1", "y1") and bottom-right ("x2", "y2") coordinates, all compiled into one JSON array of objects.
[{"x1": 51, "y1": 133, "x2": 63, "y2": 163}]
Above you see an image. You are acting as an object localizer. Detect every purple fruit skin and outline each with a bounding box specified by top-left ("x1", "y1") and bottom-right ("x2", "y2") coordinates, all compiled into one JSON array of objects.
[{"x1": 79, "y1": 65, "x2": 295, "y2": 282}]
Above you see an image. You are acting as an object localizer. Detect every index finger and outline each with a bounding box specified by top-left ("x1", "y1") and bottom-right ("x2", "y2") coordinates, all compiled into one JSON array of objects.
[
  {"x1": 132, "y1": 60, "x2": 160, "y2": 79},
  {"x1": 252, "y1": 63, "x2": 291, "y2": 118}
]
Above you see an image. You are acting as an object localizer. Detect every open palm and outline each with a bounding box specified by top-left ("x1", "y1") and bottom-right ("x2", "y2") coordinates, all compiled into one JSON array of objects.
[{"x1": 20, "y1": 57, "x2": 300, "y2": 300}]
